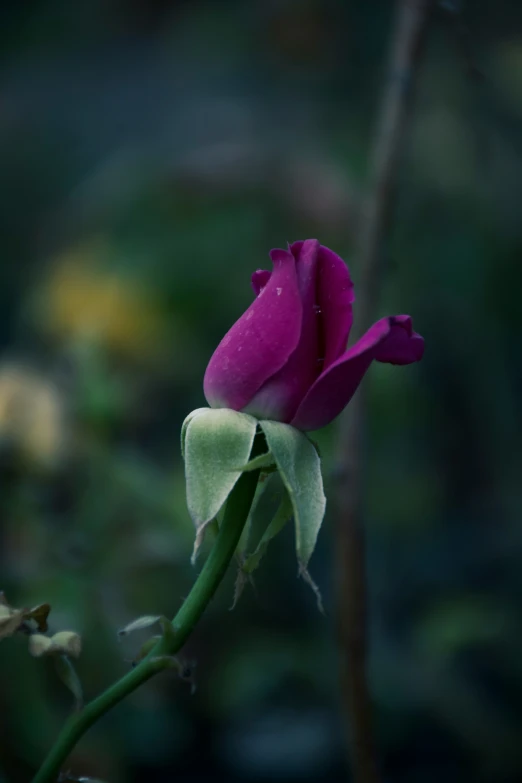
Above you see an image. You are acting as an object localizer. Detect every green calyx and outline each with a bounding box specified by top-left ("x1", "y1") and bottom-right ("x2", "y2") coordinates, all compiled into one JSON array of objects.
[
  {"x1": 181, "y1": 408, "x2": 326, "y2": 608},
  {"x1": 182, "y1": 408, "x2": 258, "y2": 562}
]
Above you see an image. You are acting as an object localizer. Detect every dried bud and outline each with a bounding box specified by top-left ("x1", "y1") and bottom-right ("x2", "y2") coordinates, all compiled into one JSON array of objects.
[
  {"x1": 0, "y1": 594, "x2": 53, "y2": 640},
  {"x1": 51, "y1": 631, "x2": 82, "y2": 658},
  {"x1": 28, "y1": 634, "x2": 54, "y2": 657},
  {"x1": 0, "y1": 605, "x2": 26, "y2": 640},
  {"x1": 29, "y1": 631, "x2": 82, "y2": 658}
]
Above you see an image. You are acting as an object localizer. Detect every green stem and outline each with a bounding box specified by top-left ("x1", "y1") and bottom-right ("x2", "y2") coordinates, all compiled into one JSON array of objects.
[{"x1": 32, "y1": 455, "x2": 262, "y2": 783}]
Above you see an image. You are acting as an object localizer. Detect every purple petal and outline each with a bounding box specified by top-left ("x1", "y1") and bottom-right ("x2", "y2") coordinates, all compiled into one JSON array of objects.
[
  {"x1": 245, "y1": 240, "x2": 320, "y2": 422},
  {"x1": 374, "y1": 315, "x2": 424, "y2": 364},
  {"x1": 204, "y1": 248, "x2": 302, "y2": 412},
  {"x1": 316, "y1": 245, "x2": 355, "y2": 369},
  {"x1": 290, "y1": 316, "x2": 423, "y2": 431},
  {"x1": 251, "y1": 269, "x2": 271, "y2": 296}
]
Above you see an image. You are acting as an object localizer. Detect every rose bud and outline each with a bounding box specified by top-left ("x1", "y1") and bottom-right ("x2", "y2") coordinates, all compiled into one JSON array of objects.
[{"x1": 204, "y1": 239, "x2": 424, "y2": 431}]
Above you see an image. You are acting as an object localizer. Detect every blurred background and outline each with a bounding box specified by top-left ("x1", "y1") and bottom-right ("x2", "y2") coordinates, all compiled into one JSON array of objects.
[{"x1": 1, "y1": 1, "x2": 522, "y2": 781}]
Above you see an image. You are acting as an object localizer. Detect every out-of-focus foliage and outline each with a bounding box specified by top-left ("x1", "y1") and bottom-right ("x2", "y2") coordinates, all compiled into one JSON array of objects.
[{"x1": 1, "y1": 1, "x2": 521, "y2": 782}]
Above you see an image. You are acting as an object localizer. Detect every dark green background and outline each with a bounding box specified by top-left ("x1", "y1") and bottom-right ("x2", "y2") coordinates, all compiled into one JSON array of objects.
[{"x1": 1, "y1": 1, "x2": 521, "y2": 781}]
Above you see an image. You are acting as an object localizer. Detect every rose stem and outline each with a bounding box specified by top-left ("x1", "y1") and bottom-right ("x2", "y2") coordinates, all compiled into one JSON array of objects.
[
  {"x1": 32, "y1": 437, "x2": 265, "y2": 783},
  {"x1": 334, "y1": 3, "x2": 433, "y2": 783}
]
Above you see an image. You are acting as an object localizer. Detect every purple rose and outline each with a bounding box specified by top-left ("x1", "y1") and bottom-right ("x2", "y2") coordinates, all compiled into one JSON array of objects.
[{"x1": 204, "y1": 239, "x2": 424, "y2": 431}]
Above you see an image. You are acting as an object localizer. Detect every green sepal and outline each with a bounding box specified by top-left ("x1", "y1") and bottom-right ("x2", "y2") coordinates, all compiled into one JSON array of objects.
[
  {"x1": 182, "y1": 408, "x2": 258, "y2": 562},
  {"x1": 242, "y1": 490, "x2": 293, "y2": 574},
  {"x1": 230, "y1": 475, "x2": 273, "y2": 608},
  {"x1": 54, "y1": 654, "x2": 83, "y2": 711},
  {"x1": 180, "y1": 407, "x2": 209, "y2": 459},
  {"x1": 238, "y1": 451, "x2": 276, "y2": 472},
  {"x1": 236, "y1": 478, "x2": 266, "y2": 560},
  {"x1": 258, "y1": 420, "x2": 326, "y2": 611}
]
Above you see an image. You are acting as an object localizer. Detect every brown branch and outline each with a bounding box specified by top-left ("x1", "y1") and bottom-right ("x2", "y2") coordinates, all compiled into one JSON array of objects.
[{"x1": 334, "y1": 3, "x2": 434, "y2": 783}]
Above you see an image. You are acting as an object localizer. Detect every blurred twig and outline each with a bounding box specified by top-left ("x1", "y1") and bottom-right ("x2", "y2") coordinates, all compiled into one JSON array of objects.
[{"x1": 334, "y1": 3, "x2": 434, "y2": 783}]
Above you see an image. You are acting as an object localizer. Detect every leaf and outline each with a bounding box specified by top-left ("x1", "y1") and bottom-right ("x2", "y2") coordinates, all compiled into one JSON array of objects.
[
  {"x1": 26, "y1": 603, "x2": 51, "y2": 633},
  {"x1": 258, "y1": 420, "x2": 326, "y2": 611},
  {"x1": 119, "y1": 615, "x2": 176, "y2": 661},
  {"x1": 148, "y1": 655, "x2": 197, "y2": 694},
  {"x1": 55, "y1": 654, "x2": 83, "y2": 710},
  {"x1": 135, "y1": 635, "x2": 162, "y2": 663},
  {"x1": 242, "y1": 491, "x2": 294, "y2": 574},
  {"x1": 118, "y1": 615, "x2": 163, "y2": 637},
  {"x1": 183, "y1": 409, "x2": 258, "y2": 562}
]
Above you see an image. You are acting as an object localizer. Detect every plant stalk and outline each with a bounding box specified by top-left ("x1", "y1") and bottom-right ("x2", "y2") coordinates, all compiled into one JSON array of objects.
[{"x1": 32, "y1": 450, "x2": 262, "y2": 783}]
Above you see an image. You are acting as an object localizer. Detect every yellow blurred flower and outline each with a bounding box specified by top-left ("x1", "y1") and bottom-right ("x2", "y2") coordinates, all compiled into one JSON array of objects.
[
  {"x1": 0, "y1": 364, "x2": 65, "y2": 467},
  {"x1": 42, "y1": 240, "x2": 165, "y2": 361}
]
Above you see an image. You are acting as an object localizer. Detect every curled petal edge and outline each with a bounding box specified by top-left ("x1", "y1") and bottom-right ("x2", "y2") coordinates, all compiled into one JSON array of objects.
[{"x1": 290, "y1": 315, "x2": 424, "y2": 431}]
